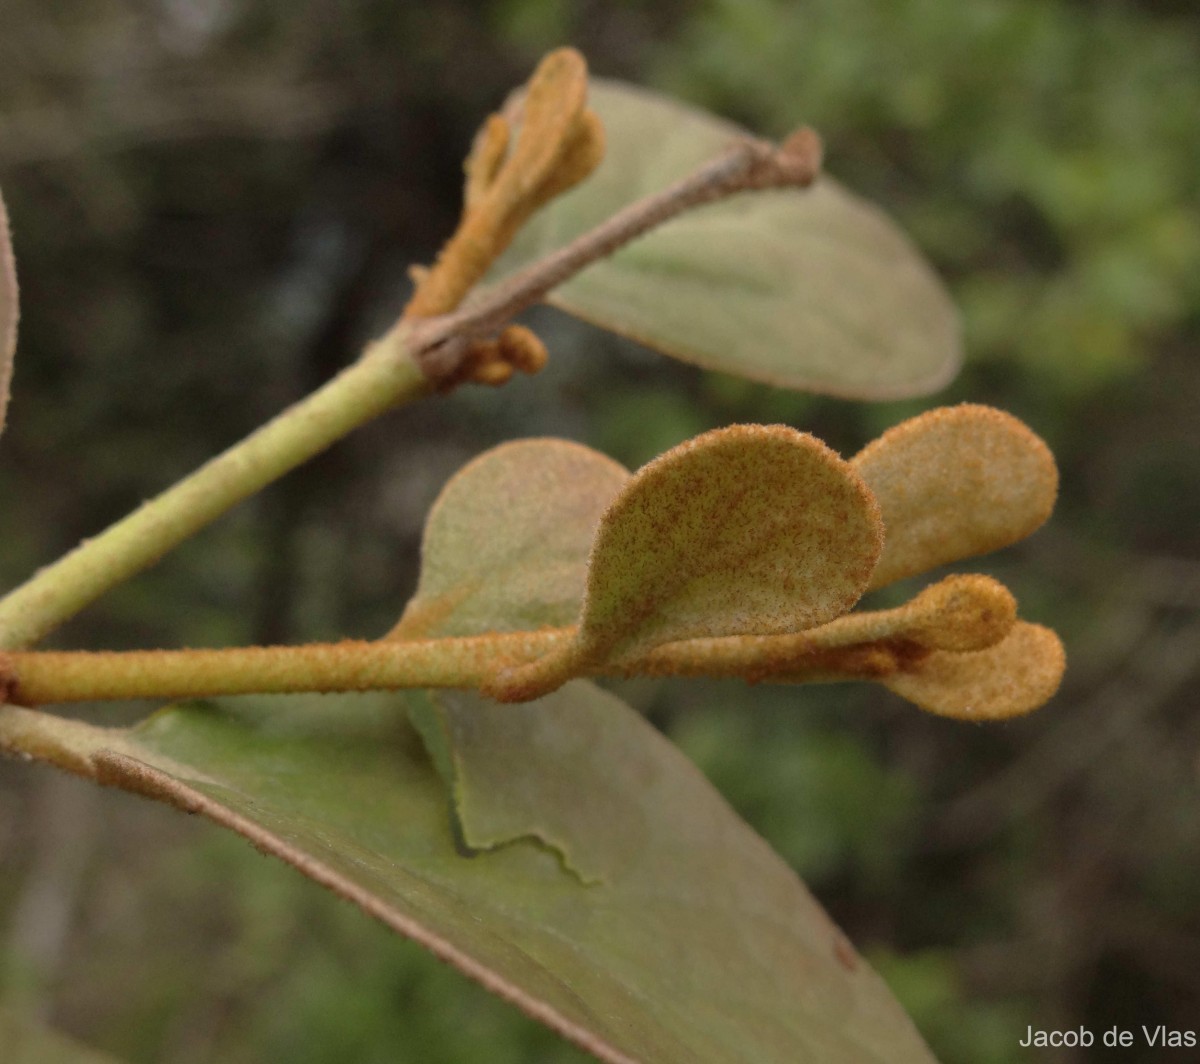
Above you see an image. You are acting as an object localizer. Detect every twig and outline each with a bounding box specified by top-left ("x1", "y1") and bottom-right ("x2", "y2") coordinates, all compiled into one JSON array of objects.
[
  {"x1": 0, "y1": 336, "x2": 430, "y2": 650},
  {"x1": 0, "y1": 129, "x2": 821, "y2": 654},
  {"x1": 406, "y1": 127, "x2": 823, "y2": 382}
]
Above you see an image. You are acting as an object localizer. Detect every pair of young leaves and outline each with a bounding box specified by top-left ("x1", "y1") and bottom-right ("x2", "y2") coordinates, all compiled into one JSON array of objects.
[{"x1": 396, "y1": 403, "x2": 1064, "y2": 721}]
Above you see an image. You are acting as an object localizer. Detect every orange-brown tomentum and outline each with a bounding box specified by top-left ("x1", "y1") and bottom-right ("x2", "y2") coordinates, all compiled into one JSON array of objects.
[{"x1": 403, "y1": 48, "x2": 603, "y2": 323}]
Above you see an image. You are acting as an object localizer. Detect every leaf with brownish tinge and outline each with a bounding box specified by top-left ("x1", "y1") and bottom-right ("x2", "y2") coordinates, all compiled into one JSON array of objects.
[
  {"x1": 489, "y1": 80, "x2": 961, "y2": 399},
  {"x1": 761, "y1": 578, "x2": 1063, "y2": 719},
  {"x1": 406, "y1": 49, "x2": 602, "y2": 322},
  {"x1": 0, "y1": 187, "x2": 18, "y2": 440},
  {"x1": 391, "y1": 439, "x2": 629, "y2": 639},
  {"x1": 0, "y1": 695, "x2": 940, "y2": 1064},
  {"x1": 486, "y1": 425, "x2": 884, "y2": 701},
  {"x1": 853, "y1": 404, "x2": 1058, "y2": 590},
  {"x1": 882, "y1": 622, "x2": 1066, "y2": 721},
  {"x1": 582, "y1": 424, "x2": 882, "y2": 658}
]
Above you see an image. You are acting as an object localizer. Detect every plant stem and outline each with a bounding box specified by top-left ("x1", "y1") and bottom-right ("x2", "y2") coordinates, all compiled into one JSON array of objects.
[
  {"x1": 4, "y1": 631, "x2": 574, "y2": 704},
  {"x1": 2, "y1": 623, "x2": 902, "y2": 707},
  {"x1": 407, "y1": 126, "x2": 822, "y2": 382},
  {"x1": 0, "y1": 128, "x2": 822, "y2": 653},
  {"x1": 0, "y1": 333, "x2": 429, "y2": 650}
]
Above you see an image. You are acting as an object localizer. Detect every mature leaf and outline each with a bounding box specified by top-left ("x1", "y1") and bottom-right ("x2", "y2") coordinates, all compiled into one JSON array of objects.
[
  {"x1": 580, "y1": 425, "x2": 883, "y2": 661},
  {"x1": 0, "y1": 698, "x2": 938, "y2": 1064},
  {"x1": 392, "y1": 439, "x2": 629, "y2": 638},
  {"x1": 490, "y1": 80, "x2": 961, "y2": 399},
  {"x1": 0, "y1": 1004, "x2": 123, "y2": 1064},
  {"x1": 0, "y1": 187, "x2": 18, "y2": 440},
  {"x1": 852, "y1": 405, "x2": 1058, "y2": 590}
]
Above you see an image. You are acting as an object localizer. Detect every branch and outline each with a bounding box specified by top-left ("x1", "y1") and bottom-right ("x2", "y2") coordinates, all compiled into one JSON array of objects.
[
  {"x1": 2, "y1": 619, "x2": 912, "y2": 708},
  {"x1": 407, "y1": 126, "x2": 822, "y2": 383},
  {"x1": 0, "y1": 126, "x2": 822, "y2": 652},
  {"x1": 0, "y1": 335, "x2": 430, "y2": 650}
]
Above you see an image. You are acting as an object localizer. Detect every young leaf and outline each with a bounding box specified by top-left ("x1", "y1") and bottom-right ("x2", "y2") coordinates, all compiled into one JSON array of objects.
[
  {"x1": 0, "y1": 187, "x2": 18, "y2": 440},
  {"x1": 0, "y1": 697, "x2": 938, "y2": 1064},
  {"x1": 392, "y1": 438, "x2": 629, "y2": 638},
  {"x1": 853, "y1": 404, "x2": 1058, "y2": 590},
  {"x1": 580, "y1": 424, "x2": 883, "y2": 661},
  {"x1": 883, "y1": 622, "x2": 1066, "y2": 720},
  {"x1": 489, "y1": 80, "x2": 961, "y2": 399}
]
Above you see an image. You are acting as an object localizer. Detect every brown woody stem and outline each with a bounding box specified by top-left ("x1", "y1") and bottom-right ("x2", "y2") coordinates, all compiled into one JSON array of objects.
[{"x1": 405, "y1": 126, "x2": 823, "y2": 384}]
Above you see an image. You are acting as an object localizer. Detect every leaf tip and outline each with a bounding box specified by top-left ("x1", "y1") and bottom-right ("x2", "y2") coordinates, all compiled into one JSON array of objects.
[{"x1": 885, "y1": 621, "x2": 1066, "y2": 721}]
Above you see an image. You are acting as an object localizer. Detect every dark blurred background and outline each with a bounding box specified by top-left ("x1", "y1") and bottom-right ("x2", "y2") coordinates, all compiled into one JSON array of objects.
[{"x1": 1, "y1": 2, "x2": 1198, "y2": 1062}]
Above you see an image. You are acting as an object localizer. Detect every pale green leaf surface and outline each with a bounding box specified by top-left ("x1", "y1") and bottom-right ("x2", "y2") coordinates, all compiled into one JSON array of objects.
[
  {"x1": 393, "y1": 439, "x2": 629, "y2": 638},
  {"x1": 393, "y1": 434, "x2": 644, "y2": 883},
  {"x1": 489, "y1": 80, "x2": 961, "y2": 399},
  {"x1": 1, "y1": 696, "x2": 937, "y2": 1064},
  {"x1": 0, "y1": 188, "x2": 18, "y2": 440}
]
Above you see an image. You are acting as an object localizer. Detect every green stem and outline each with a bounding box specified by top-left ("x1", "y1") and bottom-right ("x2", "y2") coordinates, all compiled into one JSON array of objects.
[{"x1": 0, "y1": 332, "x2": 430, "y2": 650}]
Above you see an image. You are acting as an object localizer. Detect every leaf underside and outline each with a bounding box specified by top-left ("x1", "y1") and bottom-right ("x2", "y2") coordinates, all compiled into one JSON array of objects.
[
  {"x1": 0, "y1": 79, "x2": 976, "y2": 1060},
  {"x1": 581, "y1": 424, "x2": 882, "y2": 659},
  {"x1": 489, "y1": 80, "x2": 961, "y2": 399},
  {"x1": 10, "y1": 694, "x2": 937, "y2": 1064},
  {"x1": 853, "y1": 404, "x2": 1059, "y2": 590}
]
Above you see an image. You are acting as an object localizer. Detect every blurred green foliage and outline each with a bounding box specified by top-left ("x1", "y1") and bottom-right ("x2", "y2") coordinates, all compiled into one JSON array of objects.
[
  {"x1": 657, "y1": 0, "x2": 1200, "y2": 395},
  {"x1": 2, "y1": 1, "x2": 1198, "y2": 1062}
]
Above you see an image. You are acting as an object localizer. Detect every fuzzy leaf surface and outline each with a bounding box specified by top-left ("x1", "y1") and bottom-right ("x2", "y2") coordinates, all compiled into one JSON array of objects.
[
  {"x1": 0, "y1": 187, "x2": 18, "y2": 439},
  {"x1": 393, "y1": 438, "x2": 629, "y2": 638},
  {"x1": 490, "y1": 80, "x2": 960, "y2": 398},
  {"x1": 1, "y1": 698, "x2": 938, "y2": 1064},
  {"x1": 852, "y1": 404, "x2": 1058, "y2": 590},
  {"x1": 580, "y1": 424, "x2": 883, "y2": 660},
  {"x1": 883, "y1": 622, "x2": 1066, "y2": 721}
]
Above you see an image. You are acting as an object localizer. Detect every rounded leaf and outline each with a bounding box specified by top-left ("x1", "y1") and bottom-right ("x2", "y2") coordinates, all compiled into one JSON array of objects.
[
  {"x1": 582, "y1": 424, "x2": 883, "y2": 659},
  {"x1": 1, "y1": 694, "x2": 940, "y2": 1064},
  {"x1": 884, "y1": 622, "x2": 1066, "y2": 720},
  {"x1": 853, "y1": 404, "x2": 1058, "y2": 590},
  {"x1": 491, "y1": 81, "x2": 961, "y2": 399},
  {"x1": 394, "y1": 438, "x2": 629, "y2": 638}
]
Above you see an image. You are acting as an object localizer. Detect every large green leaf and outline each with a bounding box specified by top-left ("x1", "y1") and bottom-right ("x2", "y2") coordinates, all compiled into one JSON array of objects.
[
  {"x1": 490, "y1": 80, "x2": 961, "y2": 399},
  {"x1": 0, "y1": 697, "x2": 938, "y2": 1064},
  {"x1": 0, "y1": 186, "x2": 18, "y2": 439}
]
